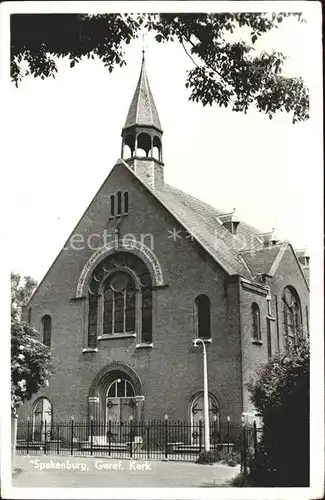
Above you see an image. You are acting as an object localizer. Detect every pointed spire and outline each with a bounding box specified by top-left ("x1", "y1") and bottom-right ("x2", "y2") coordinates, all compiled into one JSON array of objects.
[{"x1": 123, "y1": 52, "x2": 162, "y2": 132}]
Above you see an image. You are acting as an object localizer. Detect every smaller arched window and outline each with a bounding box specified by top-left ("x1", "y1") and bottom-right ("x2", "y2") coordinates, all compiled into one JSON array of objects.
[
  {"x1": 195, "y1": 295, "x2": 211, "y2": 339},
  {"x1": 252, "y1": 303, "x2": 261, "y2": 341},
  {"x1": 41, "y1": 315, "x2": 52, "y2": 347}
]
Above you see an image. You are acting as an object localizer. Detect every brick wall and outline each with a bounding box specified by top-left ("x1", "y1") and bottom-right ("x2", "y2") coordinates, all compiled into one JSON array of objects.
[{"x1": 19, "y1": 163, "x2": 243, "y2": 424}]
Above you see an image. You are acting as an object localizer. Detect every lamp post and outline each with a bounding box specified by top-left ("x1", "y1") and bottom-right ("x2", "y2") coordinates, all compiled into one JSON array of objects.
[{"x1": 193, "y1": 337, "x2": 212, "y2": 452}]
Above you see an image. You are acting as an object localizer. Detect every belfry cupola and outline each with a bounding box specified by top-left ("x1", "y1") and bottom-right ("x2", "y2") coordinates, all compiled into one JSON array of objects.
[{"x1": 121, "y1": 51, "x2": 164, "y2": 190}]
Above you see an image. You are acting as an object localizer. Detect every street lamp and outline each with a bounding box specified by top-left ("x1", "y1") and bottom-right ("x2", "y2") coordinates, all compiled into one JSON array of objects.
[{"x1": 193, "y1": 337, "x2": 212, "y2": 452}]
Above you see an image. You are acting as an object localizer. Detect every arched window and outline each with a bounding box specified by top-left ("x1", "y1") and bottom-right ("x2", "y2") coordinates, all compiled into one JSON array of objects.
[
  {"x1": 87, "y1": 252, "x2": 153, "y2": 346},
  {"x1": 41, "y1": 315, "x2": 52, "y2": 347},
  {"x1": 110, "y1": 194, "x2": 115, "y2": 217},
  {"x1": 283, "y1": 286, "x2": 302, "y2": 344},
  {"x1": 124, "y1": 192, "x2": 129, "y2": 214},
  {"x1": 117, "y1": 191, "x2": 122, "y2": 215},
  {"x1": 107, "y1": 378, "x2": 135, "y2": 398},
  {"x1": 32, "y1": 397, "x2": 52, "y2": 441},
  {"x1": 251, "y1": 303, "x2": 261, "y2": 341},
  {"x1": 195, "y1": 295, "x2": 211, "y2": 339}
]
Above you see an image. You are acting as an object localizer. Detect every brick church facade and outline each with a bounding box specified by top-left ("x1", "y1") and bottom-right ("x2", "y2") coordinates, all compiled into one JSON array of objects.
[{"x1": 20, "y1": 54, "x2": 309, "y2": 430}]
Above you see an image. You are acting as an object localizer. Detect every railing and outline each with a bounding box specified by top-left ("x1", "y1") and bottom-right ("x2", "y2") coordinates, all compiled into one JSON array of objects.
[
  {"x1": 16, "y1": 419, "x2": 244, "y2": 462},
  {"x1": 240, "y1": 421, "x2": 262, "y2": 475}
]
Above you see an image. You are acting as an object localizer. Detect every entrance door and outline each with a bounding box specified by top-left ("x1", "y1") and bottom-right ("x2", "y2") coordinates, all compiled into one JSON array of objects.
[
  {"x1": 32, "y1": 397, "x2": 52, "y2": 442},
  {"x1": 106, "y1": 378, "x2": 136, "y2": 443},
  {"x1": 190, "y1": 394, "x2": 219, "y2": 445}
]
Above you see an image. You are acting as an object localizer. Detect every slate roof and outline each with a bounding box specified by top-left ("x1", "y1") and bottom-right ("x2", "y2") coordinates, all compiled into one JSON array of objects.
[
  {"x1": 239, "y1": 245, "x2": 282, "y2": 277},
  {"x1": 156, "y1": 184, "x2": 280, "y2": 279},
  {"x1": 124, "y1": 53, "x2": 163, "y2": 132},
  {"x1": 119, "y1": 159, "x2": 276, "y2": 280}
]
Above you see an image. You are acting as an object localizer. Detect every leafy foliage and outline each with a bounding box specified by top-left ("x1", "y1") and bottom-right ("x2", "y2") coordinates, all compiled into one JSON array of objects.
[
  {"x1": 11, "y1": 273, "x2": 53, "y2": 414},
  {"x1": 11, "y1": 319, "x2": 53, "y2": 413},
  {"x1": 11, "y1": 272, "x2": 37, "y2": 320},
  {"x1": 11, "y1": 13, "x2": 309, "y2": 122},
  {"x1": 196, "y1": 449, "x2": 240, "y2": 466},
  {"x1": 247, "y1": 338, "x2": 309, "y2": 486}
]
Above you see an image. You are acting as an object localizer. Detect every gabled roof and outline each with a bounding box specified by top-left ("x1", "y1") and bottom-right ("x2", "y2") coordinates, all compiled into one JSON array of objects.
[
  {"x1": 240, "y1": 245, "x2": 283, "y2": 277},
  {"x1": 123, "y1": 52, "x2": 163, "y2": 132}
]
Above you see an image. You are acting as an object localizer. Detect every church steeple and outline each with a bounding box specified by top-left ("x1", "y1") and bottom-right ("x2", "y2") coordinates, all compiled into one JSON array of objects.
[{"x1": 121, "y1": 51, "x2": 164, "y2": 190}]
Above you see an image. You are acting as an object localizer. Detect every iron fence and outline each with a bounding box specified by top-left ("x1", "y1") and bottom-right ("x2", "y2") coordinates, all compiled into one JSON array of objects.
[
  {"x1": 240, "y1": 421, "x2": 262, "y2": 475},
  {"x1": 16, "y1": 419, "x2": 245, "y2": 462}
]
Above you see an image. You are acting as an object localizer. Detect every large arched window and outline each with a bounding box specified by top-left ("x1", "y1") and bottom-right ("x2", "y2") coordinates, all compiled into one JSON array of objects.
[
  {"x1": 41, "y1": 315, "x2": 52, "y2": 347},
  {"x1": 283, "y1": 286, "x2": 302, "y2": 344},
  {"x1": 195, "y1": 295, "x2": 211, "y2": 339},
  {"x1": 251, "y1": 303, "x2": 261, "y2": 341},
  {"x1": 87, "y1": 252, "x2": 153, "y2": 347}
]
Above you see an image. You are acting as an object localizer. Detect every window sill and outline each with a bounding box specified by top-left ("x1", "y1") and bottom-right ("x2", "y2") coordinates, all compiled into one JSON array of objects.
[
  {"x1": 136, "y1": 343, "x2": 153, "y2": 349},
  {"x1": 98, "y1": 333, "x2": 136, "y2": 341},
  {"x1": 252, "y1": 339, "x2": 263, "y2": 346},
  {"x1": 82, "y1": 348, "x2": 98, "y2": 353}
]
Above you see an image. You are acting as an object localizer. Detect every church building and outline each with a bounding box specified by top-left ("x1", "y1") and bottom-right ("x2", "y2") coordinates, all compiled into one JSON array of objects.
[{"x1": 20, "y1": 53, "x2": 310, "y2": 432}]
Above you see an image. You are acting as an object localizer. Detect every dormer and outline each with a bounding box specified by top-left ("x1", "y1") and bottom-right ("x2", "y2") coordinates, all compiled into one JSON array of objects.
[
  {"x1": 296, "y1": 248, "x2": 310, "y2": 267},
  {"x1": 217, "y1": 209, "x2": 240, "y2": 235},
  {"x1": 259, "y1": 229, "x2": 279, "y2": 247}
]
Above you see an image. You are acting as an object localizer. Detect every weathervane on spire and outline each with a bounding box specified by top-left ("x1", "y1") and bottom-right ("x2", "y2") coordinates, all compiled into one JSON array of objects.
[{"x1": 141, "y1": 32, "x2": 148, "y2": 59}]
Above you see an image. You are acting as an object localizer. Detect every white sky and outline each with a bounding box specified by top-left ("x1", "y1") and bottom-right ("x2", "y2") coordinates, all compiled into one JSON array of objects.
[{"x1": 3, "y1": 9, "x2": 322, "y2": 282}]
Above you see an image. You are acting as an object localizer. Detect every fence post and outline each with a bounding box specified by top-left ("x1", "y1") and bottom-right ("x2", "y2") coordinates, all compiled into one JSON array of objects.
[
  {"x1": 253, "y1": 420, "x2": 258, "y2": 457},
  {"x1": 213, "y1": 416, "x2": 217, "y2": 451},
  {"x1": 90, "y1": 417, "x2": 94, "y2": 456},
  {"x1": 57, "y1": 424, "x2": 60, "y2": 455},
  {"x1": 227, "y1": 416, "x2": 230, "y2": 454},
  {"x1": 26, "y1": 419, "x2": 30, "y2": 455},
  {"x1": 164, "y1": 414, "x2": 168, "y2": 460},
  {"x1": 70, "y1": 417, "x2": 74, "y2": 455},
  {"x1": 199, "y1": 420, "x2": 202, "y2": 453},
  {"x1": 146, "y1": 425, "x2": 150, "y2": 460},
  {"x1": 129, "y1": 416, "x2": 133, "y2": 458},
  {"x1": 242, "y1": 423, "x2": 247, "y2": 476},
  {"x1": 44, "y1": 420, "x2": 47, "y2": 455},
  {"x1": 108, "y1": 418, "x2": 112, "y2": 457}
]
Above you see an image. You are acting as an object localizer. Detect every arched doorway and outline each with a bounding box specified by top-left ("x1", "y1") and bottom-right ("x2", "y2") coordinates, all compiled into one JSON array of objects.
[
  {"x1": 32, "y1": 397, "x2": 53, "y2": 441},
  {"x1": 88, "y1": 362, "x2": 144, "y2": 423},
  {"x1": 189, "y1": 393, "x2": 219, "y2": 445},
  {"x1": 106, "y1": 377, "x2": 136, "y2": 424}
]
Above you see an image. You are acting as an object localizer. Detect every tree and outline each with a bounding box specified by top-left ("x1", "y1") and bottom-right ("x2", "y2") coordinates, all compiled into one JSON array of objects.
[
  {"x1": 11, "y1": 319, "x2": 53, "y2": 414},
  {"x1": 11, "y1": 273, "x2": 53, "y2": 415},
  {"x1": 11, "y1": 13, "x2": 309, "y2": 123},
  {"x1": 247, "y1": 338, "x2": 309, "y2": 486},
  {"x1": 11, "y1": 272, "x2": 37, "y2": 320}
]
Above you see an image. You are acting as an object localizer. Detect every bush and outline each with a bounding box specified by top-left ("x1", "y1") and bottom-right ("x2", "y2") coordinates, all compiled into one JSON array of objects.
[
  {"x1": 196, "y1": 450, "x2": 220, "y2": 464},
  {"x1": 247, "y1": 339, "x2": 309, "y2": 486},
  {"x1": 196, "y1": 449, "x2": 240, "y2": 466},
  {"x1": 220, "y1": 450, "x2": 241, "y2": 467}
]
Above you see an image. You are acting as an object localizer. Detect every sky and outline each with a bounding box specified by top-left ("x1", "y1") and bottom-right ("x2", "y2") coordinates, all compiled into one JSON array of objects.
[{"x1": 3, "y1": 7, "x2": 322, "y2": 283}]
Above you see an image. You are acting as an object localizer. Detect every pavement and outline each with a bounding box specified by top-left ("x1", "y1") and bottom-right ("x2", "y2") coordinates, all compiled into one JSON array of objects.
[{"x1": 12, "y1": 454, "x2": 240, "y2": 488}]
